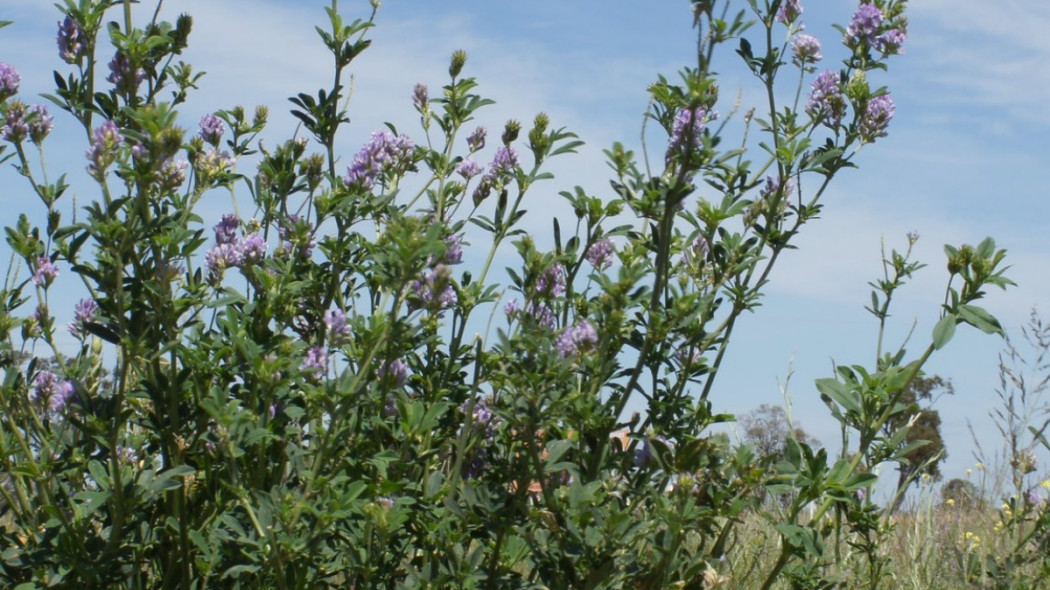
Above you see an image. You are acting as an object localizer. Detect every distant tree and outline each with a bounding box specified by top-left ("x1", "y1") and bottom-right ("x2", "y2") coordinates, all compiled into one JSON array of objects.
[
  {"x1": 739, "y1": 403, "x2": 820, "y2": 461},
  {"x1": 941, "y1": 477, "x2": 983, "y2": 509},
  {"x1": 884, "y1": 374, "x2": 953, "y2": 512},
  {"x1": 738, "y1": 404, "x2": 820, "y2": 509}
]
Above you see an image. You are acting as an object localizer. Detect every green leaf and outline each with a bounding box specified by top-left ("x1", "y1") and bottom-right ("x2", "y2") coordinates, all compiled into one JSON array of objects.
[
  {"x1": 815, "y1": 377, "x2": 861, "y2": 415},
  {"x1": 932, "y1": 314, "x2": 957, "y2": 350},
  {"x1": 150, "y1": 464, "x2": 196, "y2": 493},
  {"x1": 957, "y1": 304, "x2": 1004, "y2": 336}
]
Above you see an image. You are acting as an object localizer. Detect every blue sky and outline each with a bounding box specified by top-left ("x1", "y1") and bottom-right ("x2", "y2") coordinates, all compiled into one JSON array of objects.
[{"x1": 2, "y1": 0, "x2": 1048, "y2": 496}]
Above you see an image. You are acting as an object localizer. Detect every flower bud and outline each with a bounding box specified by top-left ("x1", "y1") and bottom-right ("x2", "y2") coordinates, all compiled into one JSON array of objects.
[
  {"x1": 502, "y1": 120, "x2": 521, "y2": 145},
  {"x1": 449, "y1": 50, "x2": 467, "y2": 78}
]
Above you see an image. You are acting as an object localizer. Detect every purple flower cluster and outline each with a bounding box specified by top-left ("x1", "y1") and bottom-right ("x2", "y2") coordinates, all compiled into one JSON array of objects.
[
  {"x1": 466, "y1": 126, "x2": 487, "y2": 152},
  {"x1": 555, "y1": 320, "x2": 598, "y2": 358},
  {"x1": 32, "y1": 255, "x2": 59, "y2": 286},
  {"x1": 806, "y1": 71, "x2": 846, "y2": 129},
  {"x1": 299, "y1": 346, "x2": 328, "y2": 380},
  {"x1": 205, "y1": 214, "x2": 267, "y2": 277},
  {"x1": 376, "y1": 358, "x2": 409, "y2": 387},
  {"x1": 461, "y1": 397, "x2": 500, "y2": 439},
  {"x1": 157, "y1": 158, "x2": 189, "y2": 191},
  {"x1": 0, "y1": 102, "x2": 49, "y2": 145},
  {"x1": 791, "y1": 34, "x2": 822, "y2": 65},
  {"x1": 858, "y1": 94, "x2": 895, "y2": 143},
  {"x1": 324, "y1": 309, "x2": 350, "y2": 344},
  {"x1": 412, "y1": 83, "x2": 428, "y2": 112},
  {"x1": 106, "y1": 51, "x2": 145, "y2": 91},
  {"x1": 277, "y1": 214, "x2": 316, "y2": 259},
  {"x1": 585, "y1": 238, "x2": 615, "y2": 270},
  {"x1": 472, "y1": 145, "x2": 521, "y2": 204},
  {"x1": 675, "y1": 347, "x2": 702, "y2": 367},
  {"x1": 1, "y1": 101, "x2": 28, "y2": 143},
  {"x1": 877, "y1": 28, "x2": 907, "y2": 56},
  {"x1": 345, "y1": 130, "x2": 415, "y2": 190},
  {"x1": 68, "y1": 298, "x2": 99, "y2": 339},
  {"x1": 199, "y1": 114, "x2": 225, "y2": 146},
  {"x1": 490, "y1": 146, "x2": 519, "y2": 176},
  {"x1": 666, "y1": 106, "x2": 712, "y2": 163},
  {"x1": 760, "y1": 175, "x2": 795, "y2": 200},
  {"x1": 536, "y1": 263, "x2": 566, "y2": 298},
  {"x1": 196, "y1": 147, "x2": 235, "y2": 178},
  {"x1": 27, "y1": 105, "x2": 54, "y2": 145},
  {"x1": 86, "y1": 120, "x2": 124, "y2": 179},
  {"x1": 503, "y1": 299, "x2": 557, "y2": 329},
  {"x1": 683, "y1": 235, "x2": 709, "y2": 266},
  {"x1": 57, "y1": 16, "x2": 87, "y2": 64},
  {"x1": 442, "y1": 234, "x2": 464, "y2": 265},
  {"x1": 776, "y1": 0, "x2": 802, "y2": 25},
  {"x1": 0, "y1": 62, "x2": 19, "y2": 101},
  {"x1": 410, "y1": 264, "x2": 457, "y2": 310},
  {"x1": 634, "y1": 435, "x2": 669, "y2": 468},
  {"x1": 34, "y1": 370, "x2": 75, "y2": 413},
  {"x1": 846, "y1": 3, "x2": 882, "y2": 48},
  {"x1": 455, "y1": 158, "x2": 483, "y2": 180}
]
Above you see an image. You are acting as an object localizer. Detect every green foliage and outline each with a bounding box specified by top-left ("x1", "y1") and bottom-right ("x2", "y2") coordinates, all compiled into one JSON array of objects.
[{"x1": 0, "y1": 0, "x2": 1027, "y2": 588}]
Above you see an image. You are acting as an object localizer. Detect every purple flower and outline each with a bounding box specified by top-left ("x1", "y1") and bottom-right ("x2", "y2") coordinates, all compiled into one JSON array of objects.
[
  {"x1": 106, "y1": 51, "x2": 144, "y2": 91},
  {"x1": 0, "y1": 62, "x2": 20, "y2": 101},
  {"x1": 345, "y1": 130, "x2": 415, "y2": 189},
  {"x1": 683, "y1": 235, "x2": 709, "y2": 266},
  {"x1": 34, "y1": 370, "x2": 74, "y2": 413},
  {"x1": 443, "y1": 234, "x2": 463, "y2": 265},
  {"x1": 633, "y1": 435, "x2": 668, "y2": 468},
  {"x1": 858, "y1": 94, "x2": 895, "y2": 143},
  {"x1": 114, "y1": 445, "x2": 138, "y2": 464},
  {"x1": 776, "y1": 0, "x2": 802, "y2": 25},
  {"x1": 324, "y1": 309, "x2": 350, "y2": 344},
  {"x1": 2, "y1": 101, "x2": 28, "y2": 143},
  {"x1": 806, "y1": 70, "x2": 846, "y2": 129},
  {"x1": 490, "y1": 146, "x2": 519, "y2": 176},
  {"x1": 68, "y1": 298, "x2": 99, "y2": 339},
  {"x1": 845, "y1": 3, "x2": 883, "y2": 49},
  {"x1": 240, "y1": 233, "x2": 266, "y2": 265},
  {"x1": 86, "y1": 120, "x2": 125, "y2": 179},
  {"x1": 528, "y1": 304, "x2": 557, "y2": 330},
  {"x1": 130, "y1": 142, "x2": 149, "y2": 161},
  {"x1": 57, "y1": 16, "x2": 87, "y2": 64},
  {"x1": 205, "y1": 243, "x2": 243, "y2": 274},
  {"x1": 455, "y1": 158, "x2": 483, "y2": 180},
  {"x1": 555, "y1": 320, "x2": 598, "y2": 358},
  {"x1": 376, "y1": 358, "x2": 408, "y2": 387},
  {"x1": 198, "y1": 114, "x2": 225, "y2": 146},
  {"x1": 32, "y1": 255, "x2": 59, "y2": 286},
  {"x1": 503, "y1": 299, "x2": 520, "y2": 317},
  {"x1": 411, "y1": 264, "x2": 457, "y2": 310},
  {"x1": 277, "y1": 214, "x2": 316, "y2": 259},
  {"x1": 760, "y1": 175, "x2": 795, "y2": 200},
  {"x1": 461, "y1": 397, "x2": 500, "y2": 439},
  {"x1": 536, "y1": 263, "x2": 566, "y2": 298},
  {"x1": 214, "y1": 214, "x2": 241, "y2": 245},
  {"x1": 792, "y1": 34, "x2": 822, "y2": 65},
  {"x1": 877, "y1": 28, "x2": 906, "y2": 56},
  {"x1": 666, "y1": 106, "x2": 712, "y2": 163},
  {"x1": 467, "y1": 126, "x2": 487, "y2": 152},
  {"x1": 157, "y1": 158, "x2": 189, "y2": 191},
  {"x1": 196, "y1": 147, "x2": 235, "y2": 178},
  {"x1": 675, "y1": 347, "x2": 702, "y2": 366},
  {"x1": 300, "y1": 346, "x2": 328, "y2": 380},
  {"x1": 412, "y1": 83, "x2": 428, "y2": 112},
  {"x1": 585, "y1": 238, "x2": 615, "y2": 270}
]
